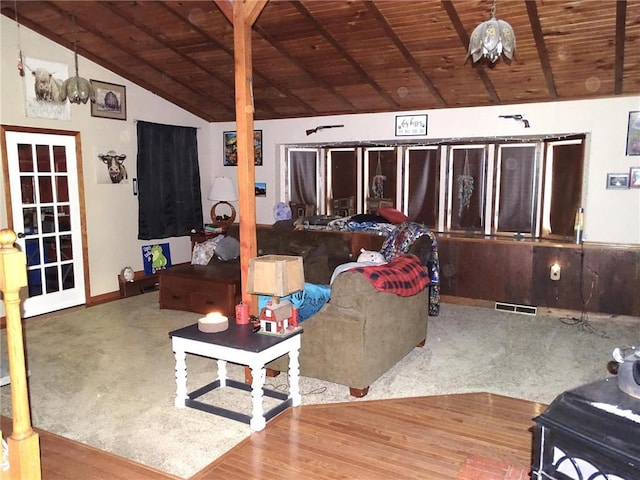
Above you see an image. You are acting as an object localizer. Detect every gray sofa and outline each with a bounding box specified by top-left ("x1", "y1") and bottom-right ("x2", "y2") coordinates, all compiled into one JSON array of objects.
[
  {"x1": 201, "y1": 223, "x2": 434, "y2": 397},
  {"x1": 268, "y1": 268, "x2": 429, "y2": 397}
]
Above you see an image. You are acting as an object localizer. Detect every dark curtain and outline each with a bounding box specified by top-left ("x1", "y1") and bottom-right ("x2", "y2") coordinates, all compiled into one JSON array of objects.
[
  {"x1": 497, "y1": 146, "x2": 536, "y2": 233},
  {"x1": 450, "y1": 148, "x2": 485, "y2": 231},
  {"x1": 289, "y1": 150, "x2": 317, "y2": 205},
  {"x1": 407, "y1": 149, "x2": 439, "y2": 227},
  {"x1": 137, "y1": 121, "x2": 203, "y2": 240},
  {"x1": 549, "y1": 143, "x2": 584, "y2": 237}
]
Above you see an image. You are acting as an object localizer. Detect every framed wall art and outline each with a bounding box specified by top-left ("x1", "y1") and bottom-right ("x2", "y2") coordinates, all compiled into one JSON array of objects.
[
  {"x1": 91, "y1": 80, "x2": 127, "y2": 120},
  {"x1": 255, "y1": 182, "x2": 266, "y2": 196},
  {"x1": 606, "y1": 173, "x2": 629, "y2": 190},
  {"x1": 24, "y1": 57, "x2": 71, "y2": 121},
  {"x1": 395, "y1": 114, "x2": 428, "y2": 136},
  {"x1": 626, "y1": 111, "x2": 640, "y2": 155},
  {"x1": 629, "y1": 166, "x2": 640, "y2": 188},
  {"x1": 223, "y1": 130, "x2": 263, "y2": 166}
]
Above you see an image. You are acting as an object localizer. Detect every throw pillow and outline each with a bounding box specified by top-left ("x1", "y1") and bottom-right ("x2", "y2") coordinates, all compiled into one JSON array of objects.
[
  {"x1": 273, "y1": 202, "x2": 292, "y2": 221},
  {"x1": 214, "y1": 235, "x2": 240, "y2": 261},
  {"x1": 191, "y1": 237, "x2": 221, "y2": 265},
  {"x1": 356, "y1": 248, "x2": 386, "y2": 264},
  {"x1": 377, "y1": 207, "x2": 409, "y2": 224}
]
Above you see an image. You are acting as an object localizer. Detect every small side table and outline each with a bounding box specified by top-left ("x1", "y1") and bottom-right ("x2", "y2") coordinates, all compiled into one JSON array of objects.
[{"x1": 169, "y1": 322, "x2": 302, "y2": 431}]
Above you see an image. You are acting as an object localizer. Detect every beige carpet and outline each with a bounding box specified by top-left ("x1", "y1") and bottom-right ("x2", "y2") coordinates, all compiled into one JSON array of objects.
[{"x1": 1, "y1": 292, "x2": 637, "y2": 478}]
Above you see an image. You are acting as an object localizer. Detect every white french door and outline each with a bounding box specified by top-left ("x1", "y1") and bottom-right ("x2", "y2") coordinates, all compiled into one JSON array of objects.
[{"x1": 5, "y1": 130, "x2": 86, "y2": 317}]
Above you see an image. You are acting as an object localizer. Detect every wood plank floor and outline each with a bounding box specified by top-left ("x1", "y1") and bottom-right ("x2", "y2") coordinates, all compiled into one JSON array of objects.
[{"x1": 2, "y1": 393, "x2": 545, "y2": 480}]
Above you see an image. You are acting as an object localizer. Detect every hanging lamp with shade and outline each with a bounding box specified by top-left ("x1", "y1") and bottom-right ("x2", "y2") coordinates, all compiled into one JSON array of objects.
[
  {"x1": 467, "y1": 0, "x2": 516, "y2": 64},
  {"x1": 61, "y1": 11, "x2": 95, "y2": 104}
]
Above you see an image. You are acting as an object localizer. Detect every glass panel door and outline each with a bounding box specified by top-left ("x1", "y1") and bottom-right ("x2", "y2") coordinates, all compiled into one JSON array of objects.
[{"x1": 6, "y1": 131, "x2": 85, "y2": 317}]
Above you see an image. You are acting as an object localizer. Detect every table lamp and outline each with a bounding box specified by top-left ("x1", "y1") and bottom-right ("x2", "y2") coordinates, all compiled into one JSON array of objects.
[
  {"x1": 247, "y1": 255, "x2": 305, "y2": 333},
  {"x1": 208, "y1": 176, "x2": 238, "y2": 228}
]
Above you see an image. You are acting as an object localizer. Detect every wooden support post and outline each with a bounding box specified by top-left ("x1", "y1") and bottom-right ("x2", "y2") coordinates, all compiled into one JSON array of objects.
[
  {"x1": 0, "y1": 229, "x2": 42, "y2": 480},
  {"x1": 231, "y1": 0, "x2": 266, "y2": 316}
]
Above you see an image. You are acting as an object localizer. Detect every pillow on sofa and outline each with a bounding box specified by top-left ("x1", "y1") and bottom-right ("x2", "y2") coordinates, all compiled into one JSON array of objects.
[
  {"x1": 378, "y1": 207, "x2": 409, "y2": 224},
  {"x1": 191, "y1": 237, "x2": 221, "y2": 265},
  {"x1": 214, "y1": 235, "x2": 240, "y2": 261},
  {"x1": 357, "y1": 248, "x2": 386, "y2": 263}
]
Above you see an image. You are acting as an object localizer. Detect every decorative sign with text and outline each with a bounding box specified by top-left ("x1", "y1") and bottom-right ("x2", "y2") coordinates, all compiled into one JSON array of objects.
[{"x1": 395, "y1": 114, "x2": 428, "y2": 136}]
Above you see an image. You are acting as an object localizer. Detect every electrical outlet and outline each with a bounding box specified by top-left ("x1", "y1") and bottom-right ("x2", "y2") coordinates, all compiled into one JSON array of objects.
[{"x1": 550, "y1": 264, "x2": 561, "y2": 281}]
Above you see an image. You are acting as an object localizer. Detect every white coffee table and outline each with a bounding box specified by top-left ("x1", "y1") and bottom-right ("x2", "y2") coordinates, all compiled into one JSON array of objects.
[{"x1": 169, "y1": 322, "x2": 302, "y2": 431}]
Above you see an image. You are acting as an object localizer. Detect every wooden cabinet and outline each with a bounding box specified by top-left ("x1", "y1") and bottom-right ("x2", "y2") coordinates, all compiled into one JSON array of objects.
[
  {"x1": 118, "y1": 273, "x2": 158, "y2": 298},
  {"x1": 159, "y1": 264, "x2": 241, "y2": 317},
  {"x1": 437, "y1": 236, "x2": 640, "y2": 316}
]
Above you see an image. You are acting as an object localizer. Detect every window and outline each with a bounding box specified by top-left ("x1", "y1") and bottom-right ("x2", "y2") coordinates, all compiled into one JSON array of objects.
[{"x1": 284, "y1": 135, "x2": 585, "y2": 239}]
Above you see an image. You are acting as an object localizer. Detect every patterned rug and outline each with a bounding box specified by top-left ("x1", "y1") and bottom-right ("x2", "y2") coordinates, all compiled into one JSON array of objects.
[{"x1": 456, "y1": 455, "x2": 529, "y2": 480}]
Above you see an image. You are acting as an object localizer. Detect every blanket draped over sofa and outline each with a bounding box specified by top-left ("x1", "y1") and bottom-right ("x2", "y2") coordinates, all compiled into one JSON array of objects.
[
  {"x1": 380, "y1": 222, "x2": 440, "y2": 316},
  {"x1": 352, "y1": 255, "x2": 430, "y2": 296}
]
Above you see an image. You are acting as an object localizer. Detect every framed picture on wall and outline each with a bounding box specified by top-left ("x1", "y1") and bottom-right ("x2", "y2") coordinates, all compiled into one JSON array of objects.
[
  {"x1": 606, "y1": 173, "x2": 629, "y2": 189},
  {"x1": 91, "y1": 80, "x2": 127, "y2": 120},
  {"x1": 223, "y1": 130, "x2": 263, "y2": 166},
  {"x1": 255, "y1": 182, "x2": 266, "y2": 196},
  {"x1": 395, "y1": 114, "x2": 428, "y2": 136},
  {"x1": 626, "y1": 111, "x2": 640, "y2": 155},
  {"x1": 630, "y1": 167, "x2": 640, "y2": 188}
]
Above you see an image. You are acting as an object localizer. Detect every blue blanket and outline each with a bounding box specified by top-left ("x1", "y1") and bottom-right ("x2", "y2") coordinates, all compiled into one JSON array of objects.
[{"x1": 258, "y1": 283, "x2": 331, "y2": 322}]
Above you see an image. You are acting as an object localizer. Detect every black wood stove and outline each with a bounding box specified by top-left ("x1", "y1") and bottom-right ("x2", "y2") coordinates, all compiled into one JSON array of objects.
[{"x1": 532, "y1": 377, "x2": 640, "y2": 480}]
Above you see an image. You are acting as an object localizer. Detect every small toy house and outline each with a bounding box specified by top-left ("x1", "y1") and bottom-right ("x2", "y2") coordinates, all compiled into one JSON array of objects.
[{"x1": 259, "y1": 300, "x2": 293, "y2": 334}]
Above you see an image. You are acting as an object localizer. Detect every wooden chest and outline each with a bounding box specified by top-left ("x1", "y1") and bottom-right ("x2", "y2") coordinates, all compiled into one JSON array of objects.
[{"x1": 159, "y1": 263, "x2": 241, "y2": 317}]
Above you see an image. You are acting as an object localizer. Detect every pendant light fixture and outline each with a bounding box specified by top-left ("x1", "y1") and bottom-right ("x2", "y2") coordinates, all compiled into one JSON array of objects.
[
  {"x1": 467, "y1": 0, "x2": 516, "y2": 64},
  {"x1": 61, "y1": 10, "x2": 95, "y2": 104}
]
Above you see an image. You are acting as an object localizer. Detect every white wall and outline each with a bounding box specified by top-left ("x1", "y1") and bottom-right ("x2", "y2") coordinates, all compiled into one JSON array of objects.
[
  {"x1": 2, "y1": 16, "x2": 639, "y2": 307},
  {"x1": 1, "y1": 17, "x2": 211, "y2": 300},
  {"x1": 211, "y1": 96, "x2": 640, "y2": 245}
]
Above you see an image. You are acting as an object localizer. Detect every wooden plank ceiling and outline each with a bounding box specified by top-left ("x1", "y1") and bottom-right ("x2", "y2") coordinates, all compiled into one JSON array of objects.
[{"x1": 2, "y1": 1, "x2": 639, "y2": 123}]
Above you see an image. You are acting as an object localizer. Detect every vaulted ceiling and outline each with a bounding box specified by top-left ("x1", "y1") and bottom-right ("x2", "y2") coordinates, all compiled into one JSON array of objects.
[{"x1": 2, "y1": 1, "x2": 639, "y2": 123}]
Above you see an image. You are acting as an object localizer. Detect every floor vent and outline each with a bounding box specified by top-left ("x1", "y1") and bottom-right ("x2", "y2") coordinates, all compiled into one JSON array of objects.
[{"x1": 495, "y1": 302, "x2": 537, "y2": 316}]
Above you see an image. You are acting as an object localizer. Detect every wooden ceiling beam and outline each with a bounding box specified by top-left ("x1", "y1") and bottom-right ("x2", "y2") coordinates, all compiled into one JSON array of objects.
[
  {"x1": 207, "y1": 1, "x2": 322, "y2": 117},
  {"x1": 364, "y1": 2, "x2": 446, "y2": 107},
  {"x1": 44, "y1": 1, "x2": 228, "y2": 121},
  {"x1": 245, "y1": 0, "x2": 268, "y2": 26},
  {"x1": 614, "y1": 0, "x2": 627, "y2": 94},
  {"x1": 252, "y1": 23, "x2": 359, "y2": 114},
  {"x1": 440, "y1": 0, "x2": 500, "y2": 105},
  {"x1": 525, "y1": 0, "x2": 558, "y2": 99},
  {"x1": 293, "y1": 1, "x2": 400, "y2": 110},
  {"x1": 102, "y1": 2, "x2": 238, "y2": 116},
  {"x1": 2, "y1": 2, "x2": 217, "y2": 120}
]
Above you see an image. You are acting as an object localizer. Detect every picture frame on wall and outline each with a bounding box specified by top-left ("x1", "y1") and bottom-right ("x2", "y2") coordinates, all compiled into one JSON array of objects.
[
  {"x1": 606, "y1": 173, "x2": 629, "y2": 189},
  {"x1": 626, "y1": 111, "x2": 640, "y2": 155},
  {"x1": 91, "y1": 80, "x2": 127, "y2": 120},
  {"x1": 630, "y1": 167, "x2": 640, "y2": 188},
  {"x1": 223, "y1": 130, "x2": 263, "y2": 166},
  {"x1": 395, "y1": 114, "x2": 428, "y2": 136},
  {"x1": 255, "y1": 182, "x2": 266, "y2": 196}
]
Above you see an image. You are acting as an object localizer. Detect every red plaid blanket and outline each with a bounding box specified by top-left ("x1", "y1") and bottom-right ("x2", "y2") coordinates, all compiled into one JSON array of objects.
[{"x1": 353, "y1": 254, "x2": 430, "y2": 296}]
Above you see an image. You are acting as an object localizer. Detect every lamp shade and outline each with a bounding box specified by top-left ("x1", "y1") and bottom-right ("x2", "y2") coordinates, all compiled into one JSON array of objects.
[
  {"x1": 208, "y1": 176, "x2": 238, "y2": 202},
  {"x1": 247, "y1": 255, "x2": 305, "y2": 297}
]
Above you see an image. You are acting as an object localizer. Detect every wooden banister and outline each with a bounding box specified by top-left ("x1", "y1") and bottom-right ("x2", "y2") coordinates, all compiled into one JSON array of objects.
[{"x1": 0, "y1": 228, "x2": 41, "y2": 480}]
